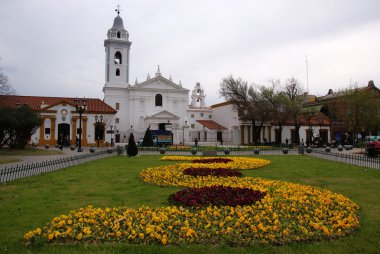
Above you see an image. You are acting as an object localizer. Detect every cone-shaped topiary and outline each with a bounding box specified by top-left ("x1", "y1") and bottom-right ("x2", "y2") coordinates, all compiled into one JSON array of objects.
[
  {"x1": 127, "y1": 133, "x2": 138, "y2": 157},
  {"x1": 141, "y1": 127, "x2": 154, "y2": 147}
]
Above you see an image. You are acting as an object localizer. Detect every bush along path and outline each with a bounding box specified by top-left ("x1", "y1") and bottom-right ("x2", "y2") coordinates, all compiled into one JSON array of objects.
[{"x1": 24, "y1": 156, "x2": 360, "y2": 246}]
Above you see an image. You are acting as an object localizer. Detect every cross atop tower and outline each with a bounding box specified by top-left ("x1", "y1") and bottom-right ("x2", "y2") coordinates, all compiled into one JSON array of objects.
[{"x1": 115, "y1": 4, "x2": 121, "y2": 15}]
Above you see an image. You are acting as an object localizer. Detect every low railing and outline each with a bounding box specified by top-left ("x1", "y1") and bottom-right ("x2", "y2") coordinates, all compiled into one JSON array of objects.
[
  {"x1": 310, "y1": 148, "x2": 380, "y2": 170},
  {"x1": 137, "y1": 146, "x2": 301, "y2": 156},
  {"x1": 0, "y1": 148, "x2": 117, "y2": 184}
]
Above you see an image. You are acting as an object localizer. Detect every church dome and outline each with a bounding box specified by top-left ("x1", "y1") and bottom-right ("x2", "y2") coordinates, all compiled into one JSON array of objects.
[{"x1": 112, "y1": 15, "x2": 125, "y2": 30}]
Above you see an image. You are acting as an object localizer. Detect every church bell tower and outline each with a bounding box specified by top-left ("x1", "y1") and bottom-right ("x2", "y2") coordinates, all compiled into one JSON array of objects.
[{"x1": 104, "y1": 7, "x2": 132, "y2": 87}]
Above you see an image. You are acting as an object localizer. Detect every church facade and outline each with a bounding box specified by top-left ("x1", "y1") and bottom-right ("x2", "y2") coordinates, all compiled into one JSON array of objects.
[{"x1": 103, "y1": 13, "x2": 231, "y2": 145}]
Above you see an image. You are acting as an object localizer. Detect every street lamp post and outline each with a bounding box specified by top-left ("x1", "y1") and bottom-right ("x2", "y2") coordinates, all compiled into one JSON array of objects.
[
  {"x1": 95, "y1": 115, "x2": 103, "y2": 147},
  {"x1": 182, "y1": 121, "x2": 187, "y2": 145},
  {"x1": 110, "y1": 125, "x2": 114, "y2": 147},
  {"x1": 74, "y1": 98, "x2": 87, "y2": 152}
]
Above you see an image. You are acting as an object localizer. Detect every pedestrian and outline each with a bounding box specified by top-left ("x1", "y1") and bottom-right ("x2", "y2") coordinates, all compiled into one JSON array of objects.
[
  {"x1": 59, "y1": 133, "x2": 63, "y2": 151},
  {"x1": 300, "y1": 138, "x2": 305, "y2": 155}
]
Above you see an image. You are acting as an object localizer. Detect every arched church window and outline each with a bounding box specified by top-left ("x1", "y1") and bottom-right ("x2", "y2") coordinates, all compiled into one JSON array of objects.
[
  {"x1": 117, "y1": 32, "x2": 121, "y2": 38},
  {"x1": 155, "y1": 94, "x2": 163, "y2": 106},
  {"x1": 116, "y1": 68, "x2": 120, "y2": 76},
  {"x1": 114, "y1": 51, "x2": 122, "y2": 64}
]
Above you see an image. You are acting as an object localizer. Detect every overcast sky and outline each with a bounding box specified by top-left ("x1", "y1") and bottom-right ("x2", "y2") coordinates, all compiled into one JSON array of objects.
[{"x1": 1, "y1": 0, "x2": 380, "y2": 105}]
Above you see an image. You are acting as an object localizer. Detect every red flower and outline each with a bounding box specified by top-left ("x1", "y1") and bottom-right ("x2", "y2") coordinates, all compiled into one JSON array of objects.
[
  {"x1": 169, "y1": 186, "x2": 266, "y2": 207},
  {"x1": 183, "y1": 167, "x2": 242, "y2": 177}
]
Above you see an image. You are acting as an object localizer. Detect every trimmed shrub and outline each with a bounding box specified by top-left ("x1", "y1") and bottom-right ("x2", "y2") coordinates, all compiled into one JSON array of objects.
[
  {"x1": 141, "y1": 127, "x2": 154, "y2": 147},
  {"x1": 127, "y1": 133, "x2": 138, "y2": 157}
]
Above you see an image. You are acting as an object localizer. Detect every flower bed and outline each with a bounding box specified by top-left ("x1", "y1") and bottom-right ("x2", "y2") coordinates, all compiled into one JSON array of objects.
[
  {"x1": 169, "y1": 186, "x2": 265, "y2": 207},
  {"x1": 192, "y1": 158, "x2": 232, "y2": 164},
  {"x1": 183, "y1": 167, "x2": 242, "y2": 177},
  {"x1": 24, "y1": 156, "x2": 360, "y2": 246}
]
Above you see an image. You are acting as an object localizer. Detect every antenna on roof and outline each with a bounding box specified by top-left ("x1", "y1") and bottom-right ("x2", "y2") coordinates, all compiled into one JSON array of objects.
[
  {"x1": 115, "y1": 4, "x2": 121, "y2": 15},
  {"x1": 305, "y1": 54, "x2": 309, "y2": 93}
]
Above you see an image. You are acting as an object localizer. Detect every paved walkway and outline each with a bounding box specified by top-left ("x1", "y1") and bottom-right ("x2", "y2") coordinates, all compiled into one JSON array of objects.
[{"x1": 0, "y1": 146, "x2": 110, "y2": 169}]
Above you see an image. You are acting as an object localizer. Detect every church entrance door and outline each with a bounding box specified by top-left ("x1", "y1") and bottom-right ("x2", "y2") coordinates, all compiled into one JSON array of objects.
[{"x1": 58, "y1": 123, "x2": 70, "y2": 146}]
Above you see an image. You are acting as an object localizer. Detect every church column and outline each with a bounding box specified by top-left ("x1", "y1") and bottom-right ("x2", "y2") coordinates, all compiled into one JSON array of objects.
[
  {"x1": 247, "y1": 125, "x2": 251, "y2": 144},
  {"x1": 82, "y1": 116, "x2": 88, "y2": 146},
  {"x1": 50, "y1": 117, "x2": 57, "y2": 145},
  {"x1": 240, "y1": 125, "x2": 245, "y2": 145},
  {"x1": 39, "y1": 117, "x2": 46, "y2": 144}
]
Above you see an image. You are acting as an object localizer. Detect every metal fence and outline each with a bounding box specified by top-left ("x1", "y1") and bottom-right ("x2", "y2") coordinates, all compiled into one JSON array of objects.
[
  {"x1": 136, "y1": 146, "x2": 301, "y2": 156},
  {"x1": 0, "y1": 148, "x2": 117, "y2": 184},
  {"x1": 309, "y1": 148, "x2": 380, "y2": 170}
]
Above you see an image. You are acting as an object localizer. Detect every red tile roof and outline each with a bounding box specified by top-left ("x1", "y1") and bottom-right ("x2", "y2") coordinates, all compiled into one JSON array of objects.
[
  {"x1": 0, "y1": 95, "x2": 117, "y2": 114},
  {"x1": 211, "y1": 101, "x2": 233, "y2": 108},
  {"x1": 196, "y1": 120, "x2": 227, "y2": 130}
]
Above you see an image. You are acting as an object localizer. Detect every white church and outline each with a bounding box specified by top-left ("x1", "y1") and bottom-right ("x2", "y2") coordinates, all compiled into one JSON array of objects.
[{"x1": 103, "y1": 12, "x2": 237, "y2": 145}]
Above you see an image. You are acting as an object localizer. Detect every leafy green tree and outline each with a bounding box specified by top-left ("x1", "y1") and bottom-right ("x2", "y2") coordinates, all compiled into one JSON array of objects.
[
  {"x1": 141, "y1": 127, "x2": 154, "y2": 147},
  {"x1": 0, "y1": 107, "x2": 12, "y2": 148},
  {"x1": 0, "y1": 105, "x2": 40, "y2": 149},
  {"x1": 127, "y1": 132, "x2": 138, "y2": 157},
  {"x1": 336, "y1": 83, "x2": 380, "y2": 138}
]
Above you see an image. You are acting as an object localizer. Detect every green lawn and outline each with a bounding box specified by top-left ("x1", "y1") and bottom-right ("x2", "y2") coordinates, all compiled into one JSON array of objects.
[{"x1": 0, "y1": 155, "x2": 379, "y2": 254}]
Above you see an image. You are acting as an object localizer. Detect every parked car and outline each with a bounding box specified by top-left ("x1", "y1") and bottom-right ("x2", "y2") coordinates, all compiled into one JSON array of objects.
[{"x1": 365, "y1": 136, "x2": 380, "y2": 157}]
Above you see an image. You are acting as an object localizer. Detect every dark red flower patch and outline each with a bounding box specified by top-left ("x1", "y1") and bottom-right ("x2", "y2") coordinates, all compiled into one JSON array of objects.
[
  {"x1": 192, "y1": 158, "x2": 232, "y2": 164},
  {"x1": 183, "y1": 167, "x2": 242, "y2": 177},
  {"x1": 169, "y1": 186, "x2": 266, "y2": 207}
]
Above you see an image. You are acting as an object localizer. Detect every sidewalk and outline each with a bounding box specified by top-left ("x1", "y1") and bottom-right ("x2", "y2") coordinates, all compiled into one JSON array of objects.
[{"x1": 0, "y1": 146, "x2": 109, "y2": 169}]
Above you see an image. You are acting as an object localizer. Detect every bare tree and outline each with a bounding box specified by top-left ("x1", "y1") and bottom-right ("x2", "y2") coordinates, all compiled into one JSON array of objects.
[
  {"x1": 220, "y1": 76, "x2": 266, "y2": 144},
  {"x1": 260, "y1": 80, "x2": 290, "y2": 144},
  {"x1": 283, "y1": 77, "x2": 305, "y2": 144},
  {"x1": 0, "y1": 61, "x2": 15, "y2": 95}
]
